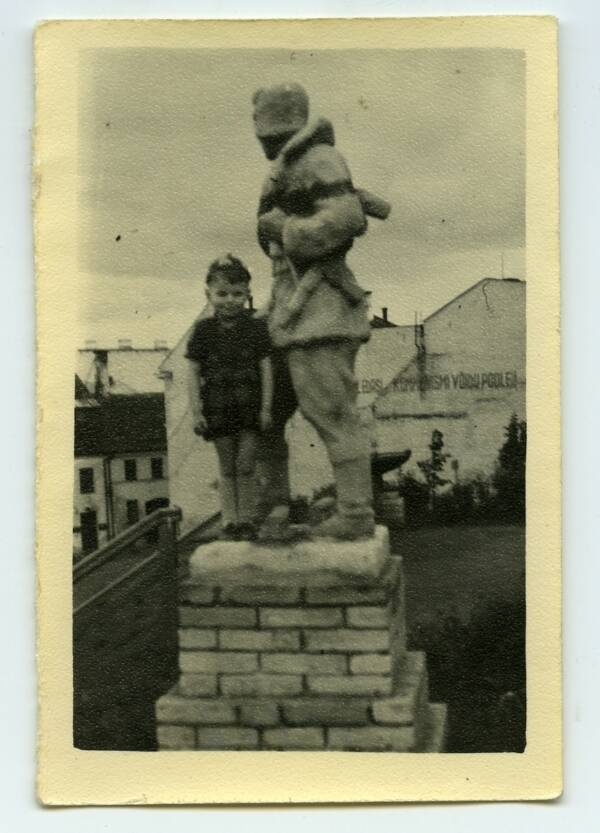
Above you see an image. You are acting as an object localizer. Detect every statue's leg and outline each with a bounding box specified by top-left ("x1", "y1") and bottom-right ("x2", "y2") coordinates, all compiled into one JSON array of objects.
[
  {"x1": 255, "y1": 425, "x2": 290, "y2": 520},
  {"x1": 255, "y1": 349, "x2": 297, "y2": 523},
  {"x1": 287, "y1": 340, "x2": 375, "y2": 539}
]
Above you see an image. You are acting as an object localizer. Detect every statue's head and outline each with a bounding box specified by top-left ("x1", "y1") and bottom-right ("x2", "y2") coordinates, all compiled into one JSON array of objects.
[{"x1": 252, "y1": 82, "x2": 309, "y2": 159}]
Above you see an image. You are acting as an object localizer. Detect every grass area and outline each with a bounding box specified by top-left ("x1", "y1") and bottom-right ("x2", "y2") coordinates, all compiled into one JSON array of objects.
[{"x1": 391, "y1": 525, "x2": 526, "y2": 752}]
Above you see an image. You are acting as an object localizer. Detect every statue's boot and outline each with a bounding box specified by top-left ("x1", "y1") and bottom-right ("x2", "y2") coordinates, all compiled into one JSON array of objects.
[{"x1": 311, "y1": 456, "x2": 375, "y2": 540}]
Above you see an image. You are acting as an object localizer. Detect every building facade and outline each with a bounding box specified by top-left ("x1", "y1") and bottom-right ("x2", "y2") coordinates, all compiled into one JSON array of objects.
[{"x1": 73, "y1": 393, "x2": 169, "y2": 558}]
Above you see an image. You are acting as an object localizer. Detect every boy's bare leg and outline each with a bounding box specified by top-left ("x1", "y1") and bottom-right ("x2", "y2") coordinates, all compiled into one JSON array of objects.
[
  {"x1": 213, "y1": 436, "x2": 238, "y2": 528},
  {"x1": 236, "y1": 430, "x2": 259, "y2": 526}
]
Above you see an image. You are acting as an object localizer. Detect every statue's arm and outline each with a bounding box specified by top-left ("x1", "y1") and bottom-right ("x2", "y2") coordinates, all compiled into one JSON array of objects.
[
  {"x1": 281, "y1": 145, "x2": 367, "y2": 264},
  {"x1": 257, "y1": 181, "x2": 279, "y2": 256}
]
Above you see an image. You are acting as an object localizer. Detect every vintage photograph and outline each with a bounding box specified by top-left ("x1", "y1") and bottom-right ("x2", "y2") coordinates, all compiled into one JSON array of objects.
[
  {"x1": 36, "y1": 18, "x2": 560, "y2": 804},
  {"x1": 73, "y1": 44, "x2": 525, "y2": 754}
]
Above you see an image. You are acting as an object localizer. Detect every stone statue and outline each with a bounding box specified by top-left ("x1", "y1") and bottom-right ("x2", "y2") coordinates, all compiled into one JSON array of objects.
[{"x1": 252, "y1": 83, "x2": 391, "y2": 541}]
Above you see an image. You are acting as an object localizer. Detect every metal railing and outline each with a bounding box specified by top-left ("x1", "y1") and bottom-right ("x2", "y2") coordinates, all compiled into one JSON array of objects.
[
  {"x1": 73, "y1": 506, "x2": 182, "y2": 582},
  {"x1": 73, "y1": 507, "x2": 182, "y2": 616},
  {"x1": 73, "y1": 507, "x2": 183, "y2": 749}
]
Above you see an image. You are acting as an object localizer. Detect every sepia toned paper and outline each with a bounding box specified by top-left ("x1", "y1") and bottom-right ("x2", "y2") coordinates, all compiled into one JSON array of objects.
[{"x1": 35, "y1": 16, "x2": 560, "y2": 804}]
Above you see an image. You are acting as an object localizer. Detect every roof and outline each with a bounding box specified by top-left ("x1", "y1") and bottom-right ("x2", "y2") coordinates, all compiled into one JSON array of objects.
[
  {"x1": 75, "y1": 394, "x2": 167, "y2": 457},
  {"x1": 74, "y1": 374, "x2": 90, "y2": 401},
  {"x1": 425, "y1": 277, "x2": 524, "y2": 324},
  {"x1": 370, "y1": 314, "x2": 397, "y2": 329}
]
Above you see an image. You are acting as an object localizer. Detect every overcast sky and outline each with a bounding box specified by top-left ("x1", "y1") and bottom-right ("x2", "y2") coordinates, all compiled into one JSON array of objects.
[{"x1": 78, "y1": 47, "x2": 525, "y2": 347}]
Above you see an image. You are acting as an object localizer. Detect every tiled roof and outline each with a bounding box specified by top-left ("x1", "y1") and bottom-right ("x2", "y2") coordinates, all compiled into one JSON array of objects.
[
  {"x1": 370, "y1": 314, "x2": 397, "y2": 328},
  {"x1": 75, "y1": 394, "x2": 167, "y2": 457}
]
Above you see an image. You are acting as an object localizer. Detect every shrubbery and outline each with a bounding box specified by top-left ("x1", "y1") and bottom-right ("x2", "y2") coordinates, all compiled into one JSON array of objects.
[
  {"x1": 400, "y1": 415, "x2": 526, "y2": 526},
  {"x1": 408, "y1": 596, "x2": 526, "y2": 752}
]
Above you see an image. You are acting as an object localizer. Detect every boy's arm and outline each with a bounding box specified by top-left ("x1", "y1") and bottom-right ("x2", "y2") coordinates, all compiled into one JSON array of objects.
[
  {"x1": 259, "y1": 356, "x2": 273, "y2": 430},
  {"x1": 187, "y1": 360, "x2": 207, "y2": 432}
]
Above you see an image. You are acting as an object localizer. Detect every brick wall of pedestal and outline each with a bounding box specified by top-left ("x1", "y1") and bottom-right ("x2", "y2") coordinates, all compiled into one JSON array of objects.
[{"x1": 156, "y1": 556, "x2": 446, "y2": 752}]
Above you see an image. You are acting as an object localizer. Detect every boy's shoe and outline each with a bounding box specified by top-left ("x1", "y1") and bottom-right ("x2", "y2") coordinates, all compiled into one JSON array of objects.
[
  {"x1": 309, "y1": 512, "x2": 375, "y2": 541},
  {"x1": 236, "y1": 522, "x2": 258, "y2": 542},
  {"x1": 218, "y1": 523, "x2": 238, "y2": 541}
]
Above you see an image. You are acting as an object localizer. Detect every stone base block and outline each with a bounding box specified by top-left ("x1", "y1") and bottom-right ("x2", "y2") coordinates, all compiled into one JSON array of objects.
[
  {"x1": 156, "y1": 651, "x2": 440, "y2": 751},
  {"x1": 422, "y1": 704, "x2": 448, "y2": 753},
  {"x1": 188, "y1": 526, "x2": 390, "y2": 586}
]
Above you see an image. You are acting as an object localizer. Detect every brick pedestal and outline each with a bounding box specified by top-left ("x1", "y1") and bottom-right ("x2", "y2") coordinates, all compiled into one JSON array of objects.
[{"x1": 156, "y1": 526, "x2": 446, "y2": 751}]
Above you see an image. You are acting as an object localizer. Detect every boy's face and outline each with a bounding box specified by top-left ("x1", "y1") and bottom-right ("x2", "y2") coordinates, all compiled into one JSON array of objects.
[{"x1": 206, "y1": 274, "x2": 249, "y2": 318}]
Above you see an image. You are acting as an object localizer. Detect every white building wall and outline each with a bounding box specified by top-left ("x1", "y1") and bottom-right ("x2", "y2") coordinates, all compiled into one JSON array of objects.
[
  {"x1": 374, "y1": 280, "x2": 526, "y2": 480},
  {"x1": 161, "y1": 319, "x2": 221, "y2": 535}
]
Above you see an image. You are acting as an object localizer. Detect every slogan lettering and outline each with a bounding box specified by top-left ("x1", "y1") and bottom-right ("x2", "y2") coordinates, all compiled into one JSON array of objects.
[{"x1": 360, "y1": 371, "x2": 519, "y2": 395}]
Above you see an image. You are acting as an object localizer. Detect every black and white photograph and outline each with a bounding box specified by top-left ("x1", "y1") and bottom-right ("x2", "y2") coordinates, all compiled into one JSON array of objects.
[{"x1": 34, "y1": 16, "x2": 561, "y2": 804}]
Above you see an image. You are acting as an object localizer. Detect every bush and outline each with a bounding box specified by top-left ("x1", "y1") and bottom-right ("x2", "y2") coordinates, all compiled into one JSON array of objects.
[
  {"x1": 492, "y1": 414, "x2": 526, "y2": 523},
  {"x1": 433, "y1": 482, "x2": 475, "y2": 525},
  {"x1": 399, "y1": 472, "x2": 430, "y2": 526},
  {"x1": 399, "y1": 415, "x2": 527, "y2": 527},
  {"x1": 407, "y1": 597, "x2": 526, "y2": 752}
]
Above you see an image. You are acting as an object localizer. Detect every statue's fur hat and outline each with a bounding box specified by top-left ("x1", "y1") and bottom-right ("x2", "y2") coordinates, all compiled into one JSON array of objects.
[{"x1": 252, "y1": 83, "x2": 309, "y2": 137}]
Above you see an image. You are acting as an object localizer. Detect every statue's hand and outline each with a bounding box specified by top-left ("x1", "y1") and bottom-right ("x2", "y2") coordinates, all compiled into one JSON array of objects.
[
  {"x1": 258, "y1": 207, "x2": 286, "y2": 244},
  {"x1": 193, "y1": 412, "x2": 208, "y2": 436}
]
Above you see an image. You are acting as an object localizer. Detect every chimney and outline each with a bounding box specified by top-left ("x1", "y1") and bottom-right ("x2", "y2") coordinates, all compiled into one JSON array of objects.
[
  {"x1": 248, "y1": 294, "x2": 255, "y2": 311},
  {"x1": 381, "y1": 307, "x2": 388, "y2": 322},
  {"x1": 118, "y1": 338, "x2": 133, "y2": 350},
  {"x1": 84, "y1": 339, "x2": 96, "y2": 350},
  {"x1": 154, "y1": 339, "x2": 168, "y2": 350},
  {"x1": 92, "y1": 350, "x2": 110, "y2": 398}
]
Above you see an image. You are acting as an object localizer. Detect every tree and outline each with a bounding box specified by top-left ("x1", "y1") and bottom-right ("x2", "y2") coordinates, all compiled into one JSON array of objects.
[
  {"x1": 492, "y1": 414, "x2": 526, "y2": 522},
  {"x1": 417, "y1": 429, "x2": 450, "y2": 511}
]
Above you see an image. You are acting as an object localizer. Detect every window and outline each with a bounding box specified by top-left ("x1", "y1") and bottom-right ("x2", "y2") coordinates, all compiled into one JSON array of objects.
[
  {"x1": 79, "y1": 467, "x2": 95, "y2": 494},
  {"x1": 124, "y1": 459, "x2": 137, "y2": 481},
  {"x1": 126, "y1": 500, "x2": 139, "y2": 526},
  {"x1": 151, "y1": 457, "x2": 164, "y2": 480}
]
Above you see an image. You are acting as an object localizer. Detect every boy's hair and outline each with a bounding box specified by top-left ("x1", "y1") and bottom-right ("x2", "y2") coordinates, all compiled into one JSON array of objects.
[{"x1": 206, "y1": 254, "x2": 251, "y2": 286}]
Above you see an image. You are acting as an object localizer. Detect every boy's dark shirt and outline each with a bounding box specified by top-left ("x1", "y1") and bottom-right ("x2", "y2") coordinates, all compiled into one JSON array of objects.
[{"x1": 185, "y1": 310, "x2": 271, "y2": 439}]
